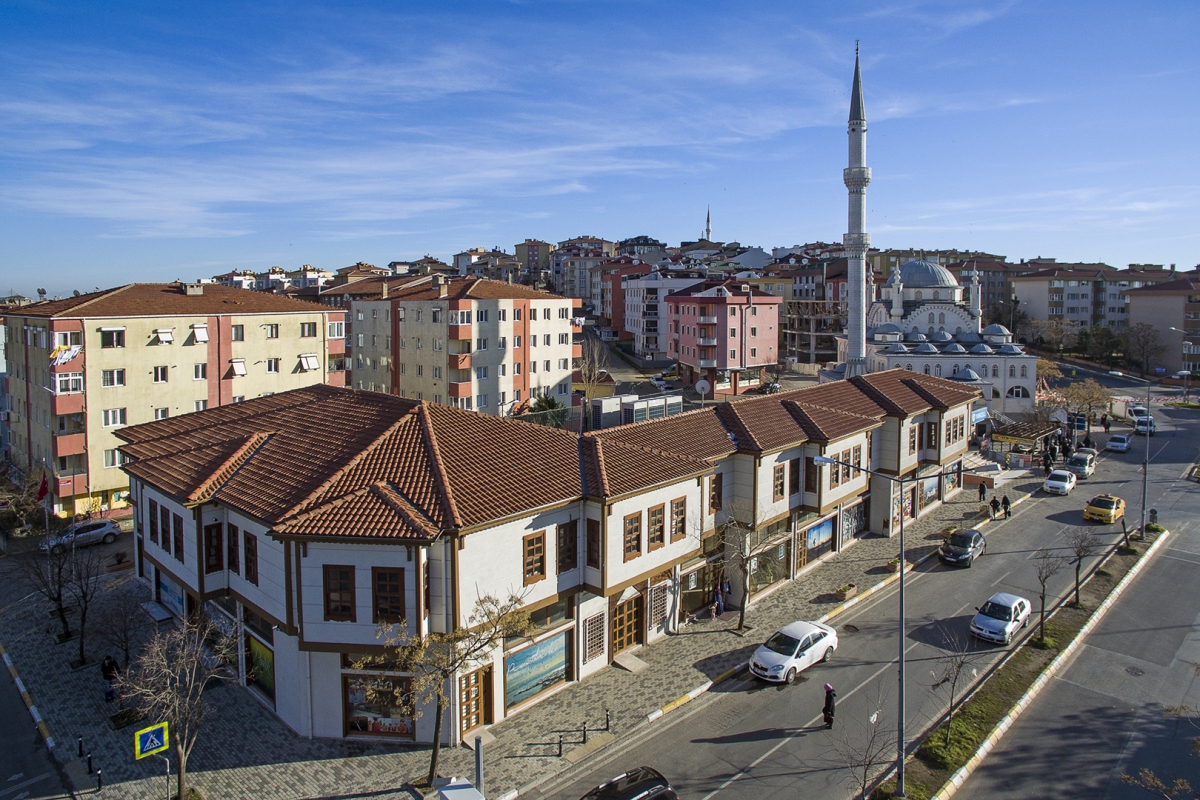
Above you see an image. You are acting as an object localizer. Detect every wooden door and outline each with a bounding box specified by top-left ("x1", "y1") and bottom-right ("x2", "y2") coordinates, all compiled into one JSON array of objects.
[
  {"x1": 612, "y1": 596, "x2": 644, "y2": 654},
  {"x1": 459, "y1": 666, "x2": 491, "y2": 735}
]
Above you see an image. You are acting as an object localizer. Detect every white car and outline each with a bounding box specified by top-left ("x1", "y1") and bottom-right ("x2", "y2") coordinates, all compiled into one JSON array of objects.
[
  {"x1": 1129, "y1": 406, "x2": 1150, "y2": 421},
  {"x1": 970, "y1": 592, "x2": 1031, "y2": 645},
  {"x1": 1135, "y1": 417, "x2": 1156, "y2": 436},
  {"x1": 1106, "y1": 434, "x2": 1132, "y2": 452},
  {"x1": 1064, "y1": 452, "x2": 1096, "y2": 478},
  {"x1": 749, "y1": 621, "x2": 839, "y2": 684},
  {"x1": 1043, "y1": 469, "x2": 1077, "y2": 495}
]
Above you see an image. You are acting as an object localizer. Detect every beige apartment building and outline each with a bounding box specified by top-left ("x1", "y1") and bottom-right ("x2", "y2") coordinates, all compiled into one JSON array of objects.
[
  {"x1": 1125, "y1": 273, "x2": 1200, "y2": 374},
  {"x1": 3, "y1": 282, "x2": 346, "y2": 516},
  {"x1": 1011, "y1": 264, "x2": 1178, "y2": 333}
]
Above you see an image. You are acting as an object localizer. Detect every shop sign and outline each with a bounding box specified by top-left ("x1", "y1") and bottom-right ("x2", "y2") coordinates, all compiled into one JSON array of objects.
[
  {"x1": 505, "y1": 631, "x2": 569, "y2": 709},
  {"x1": 156, "y1": 570, "x2": 184, "y2": 618}
]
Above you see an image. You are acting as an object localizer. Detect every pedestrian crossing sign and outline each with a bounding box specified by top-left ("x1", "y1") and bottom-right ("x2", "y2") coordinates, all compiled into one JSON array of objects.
[{"x1": 134, "y1": 721, "x2": 169, "y2": 759}]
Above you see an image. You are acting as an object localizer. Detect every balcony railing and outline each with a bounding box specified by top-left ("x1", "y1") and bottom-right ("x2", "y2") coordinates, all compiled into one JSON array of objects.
[
  {"x1": 698, "y1": 315, "x2": 718, "y2": 324},
  {"x1": 697, "y1": 337, "x2": 717, "y2": 346},
  {"x1": 698, "y1": 359, "x2": 717, "y2": 368}
]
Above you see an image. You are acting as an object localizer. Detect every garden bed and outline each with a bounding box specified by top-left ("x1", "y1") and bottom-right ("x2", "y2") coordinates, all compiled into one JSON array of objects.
[{"x1": 872, "y1": 533, "x2": 1158, "y2": 799}]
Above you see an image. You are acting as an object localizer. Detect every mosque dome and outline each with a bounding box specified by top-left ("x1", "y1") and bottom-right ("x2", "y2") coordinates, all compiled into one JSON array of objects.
[
  {"x1": 970, "y1": 343, "x2": 995, "y2": 354},
  {"x1": 914, "y1": 343, "x2": 939, "y2": 354},
  {"x1": 982, "y1": 324, "x2": 1011, "y2": 336},
  {"x1": 942, "y1": 343, "x2": 967, "y2": 354},
  {"x1": 885, "y1": 259, "x2": 960, "y2": 289},
  {"x1": 951, "y1": 367, "x2": 984, "y2": 383},
  {"x1": 873, "y1": 323, "x2": 902, "y2": 334},
  {"x1": 928, "y1": 331, "x2": 953, "y2": 342},
  {"x1": 904, "y1": 331, "x2": 928, "y2": 342}
]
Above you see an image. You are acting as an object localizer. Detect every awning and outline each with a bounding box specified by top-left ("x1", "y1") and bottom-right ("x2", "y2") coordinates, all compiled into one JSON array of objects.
[
  {"x1": 192, "y1": 324, "x2": 209, "y2": 343},
  {"x1": 991, "y1": 420, "x2": 1059, "y2": 446},
  {"x1": 299, "y1": 354, "x2": 320, "y2": 372},
  {"x1": 154, "y1": 328, "x2": 174, "y2": 344},
  {"x1": 230, "y1": 359, "x2": 247, "y2": 377}
]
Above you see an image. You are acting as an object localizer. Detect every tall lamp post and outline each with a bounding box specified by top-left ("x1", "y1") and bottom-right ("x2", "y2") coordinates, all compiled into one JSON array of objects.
[
  {"x1": 813, "y1": 455, "x2": 962, "y2": 798},
  {"x1": 1108, "y1": 371, "x2": 1153, "y2": 537}
]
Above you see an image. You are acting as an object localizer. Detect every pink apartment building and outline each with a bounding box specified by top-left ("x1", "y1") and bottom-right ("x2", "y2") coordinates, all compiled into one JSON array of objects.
[{"x1": 668, "y1": 279, "x2": 782, "y2": 398}]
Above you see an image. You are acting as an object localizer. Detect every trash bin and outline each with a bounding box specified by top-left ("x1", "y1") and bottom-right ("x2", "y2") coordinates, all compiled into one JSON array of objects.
[{"x1": 1149, "y1": 509, "x2": 1158, "y2": 525}]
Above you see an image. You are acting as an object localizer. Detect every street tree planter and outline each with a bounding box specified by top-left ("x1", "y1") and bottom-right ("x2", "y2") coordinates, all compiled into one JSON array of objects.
[
  {"x1": 886, "y1": 558, "x2": 902, "y2": 573},
  {"x1": 835, "y1": 583, "x2": 858, "y2": 602}
]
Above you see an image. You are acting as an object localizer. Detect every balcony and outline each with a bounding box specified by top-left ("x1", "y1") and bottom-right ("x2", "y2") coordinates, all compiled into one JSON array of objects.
[
  {"x1": 698, "y1": 337, "x2": 717, "y2": 346},
  {"x1": 448, "y1": 323, "x2": 472, "y2": 340},
  {"x1": 572, "y1": 344, "x2": 582, "y2": 359},
  {"x1": 698, "y1": 359, "x2": 717, "y2": 368},
  {"x1": 55, "y1": 473, "x2": 88, "y2": 498},
  {"x1": 53, "y1": 432, "x2": 86, "y2": 458},
  {"x1": 698, "y1": 315, "x2": 718, "y2": 325},
  {"x1": 51, "y1": 392, "x2": 85, "y2": 415},
  {"x1": 448, "y1": 352, "x2": 472, "y2": 370},
  {"x1": 448, "y1": 380, "x2": 473, "y2": 399}
]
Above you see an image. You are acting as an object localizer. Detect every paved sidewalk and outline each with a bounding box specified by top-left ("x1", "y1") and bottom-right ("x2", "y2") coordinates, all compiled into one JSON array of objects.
[{"x1": 0, "y1": 469, "x2": 1042, "y2": 800}]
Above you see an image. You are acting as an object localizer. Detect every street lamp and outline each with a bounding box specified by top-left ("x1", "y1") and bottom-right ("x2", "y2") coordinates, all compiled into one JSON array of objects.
[
  {"x1": 1108, "y1": 371, "x2": 1153, "y2": 539},
  {"x1": 813, "y1": 455, "x2": 961, "y2": 798}
]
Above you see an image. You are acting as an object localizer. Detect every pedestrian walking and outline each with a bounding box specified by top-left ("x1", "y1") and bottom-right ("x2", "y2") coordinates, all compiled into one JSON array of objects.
[
  {"x1": 101, "y1": 655, "x2": 119, "y2": 702},
  {"x1": 721, "y1": 578, "x2": 732, "y2": 611},
  {"x1": 823, "y1": 684, "x2": 837, "y2": 729},
  {"x1": 713, "y1": 581, "x2": 725, "y2": 617},
  {"x1": 1044, "y1": 463, "x2": 1052, "y2": 478},
  {"x1": 978, "y1": 482, "x2": 987, "y2": 502},
  {"x1": 1103, "y1": 418, "x2": 1111, "y2": 434},
  {"x1": 1100, "y1": 413, "x2": 1108, "y2": 428},
  {"x1": 1002, "y1": 495, "x2": 1011, "y2": 518},
  {"x1": 990, "y1": 496, "x2": 1001, "y2": 520}
]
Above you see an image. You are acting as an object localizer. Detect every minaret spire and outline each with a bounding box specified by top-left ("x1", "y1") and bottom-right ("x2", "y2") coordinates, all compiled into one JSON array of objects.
[
  {"x1": 705, "y1": 206, "x2": 712, "y2": 241},
  {"x1": 843, "y1": 44, "x2": 871, "y2": 376}
]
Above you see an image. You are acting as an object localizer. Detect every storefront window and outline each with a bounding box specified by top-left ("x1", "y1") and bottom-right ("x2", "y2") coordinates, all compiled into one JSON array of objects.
[
  {"x1": 246, "y1": 633, "x2": 275, "y2": 705},
  {"x1": 944, "y1": 462, "x2": 961, "y2": 493},
  {"x1": 748, "y1": 540, "x2": 790, "y2": 595},
  {"x1": 344, "y1": 675, "x2": 414, "y2": 737},
  {"x1": 242, "y1": 607, "x2": 274, "y2": 645},
  {"x1": 919, "y1": 476, "x2": 941, "y2": 510}
]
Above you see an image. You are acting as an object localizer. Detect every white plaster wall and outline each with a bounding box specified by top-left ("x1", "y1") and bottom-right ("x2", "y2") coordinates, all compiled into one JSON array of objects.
[
  {"x1": 229, "y1": 511, "x2": 289, "y2": 625},
  {"x1": 139, "y1": 486, "x2": 200, "y2": 592},
  {"x1": 605, "y1": 478, "x2": 703, "y2": 588},
  {"x1": 818, "y1": 432, "x2": 871, "y2": 507},
  {"x1": 300, "y1": 540, "x2": 417, "y2": 647},
  {"x1": 272, "y1": 630, "x2": 308, "y2": 736}
]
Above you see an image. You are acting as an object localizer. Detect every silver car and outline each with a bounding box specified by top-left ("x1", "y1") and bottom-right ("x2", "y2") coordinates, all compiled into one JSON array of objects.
[{"x1": 41, "y1": 520, "x2": 121, "y2": 554}]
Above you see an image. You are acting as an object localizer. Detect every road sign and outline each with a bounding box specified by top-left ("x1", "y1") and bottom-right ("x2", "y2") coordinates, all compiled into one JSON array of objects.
[{"x1": 134, "y1": 721, "x2": 169, "y2": 759}]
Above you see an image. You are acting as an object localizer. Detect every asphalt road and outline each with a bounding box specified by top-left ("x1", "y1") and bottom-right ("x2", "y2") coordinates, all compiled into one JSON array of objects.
[{"x1": 528, "y1": 410, "x2": 1196, "y2": 800}]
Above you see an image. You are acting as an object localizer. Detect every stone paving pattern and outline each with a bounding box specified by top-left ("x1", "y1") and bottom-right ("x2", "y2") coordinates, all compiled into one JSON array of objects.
[{"x1": 0, "y1": 467, "x2": 1041, "y2": 800}]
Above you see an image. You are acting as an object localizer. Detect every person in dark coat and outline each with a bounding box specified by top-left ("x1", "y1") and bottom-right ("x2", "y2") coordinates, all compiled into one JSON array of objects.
[
  {"x1": 990, "y1": 496, "x2": 1001, "y2": 520},
  {"x1": 1044, "y1": 463, "x2": 1052, "y2": 478},
  {"x1": 1001, "y1": 495, "x2": 1011, "y2": 518},
  {"x1": 101, "y1": 655, "x2": 119, "y2": 701},
  {"x1": 823, "y1": 684, "x2": 837, "y2": 729},
  {"x1": 713, "y1": 582, "x2": 725, "y2": 617},
  {"x1": 978, "y1": 482, "x2": 987, "y2": 502}
]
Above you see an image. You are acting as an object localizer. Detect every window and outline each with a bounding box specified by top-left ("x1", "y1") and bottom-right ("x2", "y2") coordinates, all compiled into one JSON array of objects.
[
  {"x1": 557, "y1": 383, "x2": 567, "y2": 395},
  {"x1": 530, "y1": 361, "x2": 537, "y2": 373},
  {"x1": 56, "y1": 372, "x2": 83, "y2": 393},
  {"x1": 160, "y1": 506, "x2": 171, "y2": 554},
  {"x1": 357, "y1": 310, "x2": 365, "y2": 321},
  {"x1": 927, "y1": 423, "x2": 939, "y2": 449},
  {"x1": 476, "y1": 338, "x2": 487, "y2": 351},
  {"x1": 543, "y1": 308, "x2": 550, "y2": 320},
  {"x1": 103, "y1": 449, "x2": 127, "y2": 467},
  {"x1": 232, "y1": 324, "x2": 245, "y2": 341},
  {"x1": 244, "y1": 532, "x2": 258, "y2": 585},
  {"x1": 557, "y1": 521, "x2": 578, "y2": 573},
  {"x1": 327, "y1": 321, "x2": 343, "y2": 339},
  {"x1": 647, "y1": 505, "x2": 665, "y2": 550},
  {"x1": 227, "y1": 524, "x2": 239, "y2": 574},
  {"x1": 324, "y1": 565, "x2": 356, "y2": 621},
  {"x1": 789, "y1": 458, "x2": 801, "y2": 495},
  {"x1": 730, "y1": 328, "x2": 736, "y2": 337},
  {"x1": 544, "y1": 360, "x2": 551, "y2": 372},
  {"x1": 805, "y1": 456, "x2": 817, "y2": 492},
  {"x1": 514, "y1": 335, "x2": 522, "y2": 348},
  {"x1": 853, "y1": 445, "x2": 862, "y2": 475},
  {"x1": 623, "y1": 513, "x2": 642, "y2": 561},
  {"x1": 523, "y1": 532, "x2": 546, "y2": 585},
  {"x1": 172, "y1": 514, "x2": 184, "y2": 563},
  {"x1": 730, "y1": 349, "x2": 737, "y2": 359},
  {"x1": 204, "y1": 525, "x2": 224, "y2": 573},
  {"x1": 265, "y1": 324, "x2": 279, "y2": 339},
  {"x1": 543, "y1": 334, "x2": 551, "y2": 346},
  {"x1": 908, "y1": 426, "x2": 917, "y2": 455},
  {"x1": 709, "y1": 472, "x2": 723, "y2": 513},
  {"x1": 300, "y1": 322, "x2": 317, "y2": 338},
  {"x1": 772, "y1": 464, "x2": 785, "y2": 501},
  {"x1": 102, "y1": 408, "x2": 126, "y2": 427},
  {"x1": 584, "y1": 613, "x2": 605, "y2": 663},
  {"x1": 558, "y1": 358, "x2": 569, "y2": 370},
  {"x1": 230, "y1": 359, "x2": 247, "y2": 377},
  {"x1": 192, "y1": 324, "x2": 210, "y2": 344},
  {"x1": 101, "y1": 369, "x2": 125, "y2": 387},
  {"x1": 266, "y1": 358, "x2": 280, "y2": 373},
  {"x1": 300, "y1": 354, "x2": 320, "y2": 371},
  {"x1": 475, "y1": 366, "x2": 488, "y2": 379},
  {"x1": 586, "y1": 519, "x2": 601, "y2": 568},
  {"x1": 153, "y1": 366, "x2": 168, "y2": 383},
  {"x1": 514, "y1": 308, "x2": 522, "y2": 321},
  {"x1": 148, "y1": 499, "x2": 159, "y2": 544},
  {"x1": 372, "y1": 568, "x2": 405, "y2": 623},
  {"x1": 829, "y1": 456, "x2": 840, "y2": 488},
  {"x1": 357, "y1": 334, "x2": 364, "y2": 347},
  {"x1": 498, "y1": 337, "x2": 507, "y2": 350},
  {"x1": 750, "y1": 348, "x2": 757, "y2": 358},
  {"x1": 194, "y1": 363, "x2": 207, "y2": 380},
  {"x1": 476, "y1": 394, "x2": 488, "y2": 408},
  {"x1": 194, "y1": 400, "x2": 208, "y2": 412},
  {"x1": 669, "y1": 498, "x2": 687, "y2": 542},
  {"x1": 1020, "y1": 364, "x2": 1028, "y2": 378},
  {"x1": 100, "y1": 329, "x2": 125, "y2": 348},
  {"x1": 531, "y1": 335, "x2": 537, "y2": 348},
  {"x1": 558, "y1": 333, "x2": 569, "y2": 345}
]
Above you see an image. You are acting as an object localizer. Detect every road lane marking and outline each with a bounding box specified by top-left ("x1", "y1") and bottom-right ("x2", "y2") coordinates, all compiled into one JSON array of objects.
[
  {"x1": 698, "y1": 640, "x2": 925, "y2": 800},
  {"x1": 990, "y1": 570, "x2": 1013, "y2": 587},
  {"x1": 0, "y1": 774, "x2": 51, "y2": 799}
]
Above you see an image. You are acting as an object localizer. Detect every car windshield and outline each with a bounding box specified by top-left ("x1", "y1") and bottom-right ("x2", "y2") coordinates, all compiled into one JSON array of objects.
[
  {"x1": 1090, "y1": 497, "x2": 1118, "y2": 509},
  {"x1": 948, "y1": 533, "x2": 974, "y2": 548},
  {"x1": 763, "y1": 632, "x2": 801, "y2": 656},
  {"x1": 979, "y1": 602, "x2": 1013, "y2": 621},
  {"x1": 1067, "y1": 455, "x2": 1088, "y2": 466},
  {"x1": 1049, "y1": 471, "x2": 1071, "y2": 481}
]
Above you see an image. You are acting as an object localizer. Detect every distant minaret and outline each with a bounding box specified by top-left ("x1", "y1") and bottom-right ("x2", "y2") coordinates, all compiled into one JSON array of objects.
[
  {"x1": 705, "y1": 206, "x2": 712, "y2": 241},
  {"x1": 843, "y1": 44, "x2": 871, "y2": 376}
]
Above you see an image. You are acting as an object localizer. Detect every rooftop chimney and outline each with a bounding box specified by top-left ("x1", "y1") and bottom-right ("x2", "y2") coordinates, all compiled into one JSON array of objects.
[{"x1": 183, "y1": 282, "x2": 204, "y2": 296}]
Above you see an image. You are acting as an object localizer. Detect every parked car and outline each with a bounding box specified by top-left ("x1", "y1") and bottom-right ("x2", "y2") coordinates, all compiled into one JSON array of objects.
[
  {"x1": 939, "y1": 529, "x2": 986, "y2": 567},
  {"x1": 1135, "y1": 417, "x2": 1156, "y2": 436},
  {"x1": 1106, "y1": 434, "x2": 1132, "y2": 453},
  {"x1": 1075, "y1": 447, "x2": 1099, "y2": 458},
  {"x1": 40, "y1": 519, "x2": 121, "y2": 554},
  {"x1": 970, "y1": 592, "x2": 1031, "y2": 645},
  {"x1": 1083, "y1": 493, "x2": 1126, "y2": 524},
  {"x1": 580, "y1": 767, "x2": 678, "y2": 800},
  {"x1": 1043, "y1": 469, "x2": 1077, "y2": 495},
  {"x1": 749, "y1": 620, "x2": 839, "y2": 684},
  {"x1": 1064, "y1": 452, "x2": 1096, "y2": 478}
]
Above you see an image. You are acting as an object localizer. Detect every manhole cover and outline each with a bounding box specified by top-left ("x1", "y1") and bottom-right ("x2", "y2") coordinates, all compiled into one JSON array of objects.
[
  {"x1": 1125, "y1": 666, "x2": 1145, "y2": 677},
  {"x1": 842, "y1": 624, "x2": 859, "y2": 634}
]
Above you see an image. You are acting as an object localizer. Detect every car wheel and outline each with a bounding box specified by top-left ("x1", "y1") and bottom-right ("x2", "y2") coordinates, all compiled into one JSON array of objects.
[
  {"x1": 822, "y1": 647, "x2": 834, "y2": 664},
  {"x1": 784, "y1": 668, "x2": 796, "y2": 685},
  {"x1": 1022, "y1": 616, "x2": 1029, "y2": 629},
  {"x1": 102, "y1": 533, "x2": 116, "y2": 544},
  {"x1": 1004, "y1": 632, "x2": 1012, "y2": 646}
]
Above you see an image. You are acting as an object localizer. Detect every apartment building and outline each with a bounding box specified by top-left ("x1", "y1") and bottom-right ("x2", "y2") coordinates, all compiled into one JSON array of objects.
[
  {"x1": 4, "y1": 282, "x2": 345, "y2": 517},
  {"x1": 1011, "y1": 265, "x2": 1178, "y2": 331},
  {"x1": 623, "y1": 270, "x2": 706, "y2": 359},
  {"x1": 600, "y1": 262, "x2": 653, "y2": 334},
  {"x1": 515, "y1": 239, "x2": 552, "y2": 276},
  {"x1": 1125, "y1": 274, "x2": 1200, "y2": 373},
  {"x1": 868, "y1": 249, "x2": 1003, "y2": 273},
  {"x1": 552, "y1": 236, "x2": 615, "y2": 300},
  {"x1": 116, "y1": 369, "x2": 977, "y2": 745},
  {"x1": 213, "y1": 265, "x2": 332, "y2": 293},
  {"x1": 668, "y1": 279, "x2": 782, "y2": 397},
  {"x1": 944, "y1": 258, "x2": 1039, "y2": 315}
]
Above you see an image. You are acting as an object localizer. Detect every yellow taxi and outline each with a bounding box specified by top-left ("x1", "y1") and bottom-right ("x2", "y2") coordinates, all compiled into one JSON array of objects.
[{"x1": 1083, "y1": 494, "x2": 1125, "y2": 524}]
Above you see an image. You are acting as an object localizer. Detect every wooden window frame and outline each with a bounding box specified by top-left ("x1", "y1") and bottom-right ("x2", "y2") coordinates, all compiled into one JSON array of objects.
[
  {"x1": 586, "y1": 519, "x2": 601, "y2": 569},
  {"x1": 805, "y1": 456, "x2": 817, "y2": 492},
  {"x1": 708, "y1": 473, "x2": 723, "y2": 514},
  {"x1": 171, "y1": 514, "x2": 184, "y2": 563},
  {"x1": 853, "y1": 445, "x2": 862, "y2": 476},
  {"x1": 927, "y1": 422, "x2": 939, "y2": 449},
  {"x1": 772, "y1": 464, "x2": 785, "y2": 502},
  {"x1": 669, "y1": 497, "x2": 687, "y2": 542},
  {"x1": 788, "y1": 458, "x2": 801, "y2": 496},
  {"x1": 323, "y1": 565, "x2": 357, "y2": 622},
  {"x1": 227, "y1": 524, "x2": 240, "y2": 574},
  {"x1": 244, "y1": 532, "x2": 259, "y2": 585},
  {"x1": 829, "y1": 457, "x2": 840, "y2": 489},
  {"x1": 841, "y1": 450, "x2": 851, "y2": 483},
  {"x1": 647, "y1": 505, "x2": 666, "y2": 551},
  {"x1": 372, "y1": 567, "x2": 405, "y2": 624},
  {"x1": 908, "y1": 425, "x2": 917, "y2": 455},
  {"x1": 204, "y1": 524, "x2": 224, "y2": 574},
  {"x1": 160, "y1": 507, "x2": 171, "y2": 554},
  {"x1": 556, "y1": 521, "x2": 578, "y2": 574},
  {"x1": 148, "y1": 499, "x2": 159, "y2": 544},
  {"x1": 623, "y1": 512, "x2": 642, "y2": 562},
  {"x1": 523, "y1": 531, "x2": 546, "y2": 585}
]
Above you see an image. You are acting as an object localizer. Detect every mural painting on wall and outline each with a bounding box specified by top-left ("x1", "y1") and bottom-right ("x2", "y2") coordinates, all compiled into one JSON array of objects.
[{"x1": 505, "y1": 631, "x2": 569, "y2": 709}]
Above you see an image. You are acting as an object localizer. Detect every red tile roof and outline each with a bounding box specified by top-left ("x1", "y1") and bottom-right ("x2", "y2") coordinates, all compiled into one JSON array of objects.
[{"x1": 15, "y1": 283, "x2": 329, "y2": 318}]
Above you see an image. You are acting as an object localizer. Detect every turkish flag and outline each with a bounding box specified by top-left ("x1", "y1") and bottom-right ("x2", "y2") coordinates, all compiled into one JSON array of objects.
[{"x1": 36, "y1": 473, "x2": 48, "y2": 502}]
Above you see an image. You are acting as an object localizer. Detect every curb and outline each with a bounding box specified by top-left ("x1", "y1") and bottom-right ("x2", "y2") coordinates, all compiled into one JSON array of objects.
[
  {"x1": 929, "y1": 529, "x2": 1171, "y2": 800},
  {"x1": 643, "y1": 485, "x2": 1042, "y2": 724},
  {"x1": 0, "y1": 642, "x2": 56, "y2": 751}
]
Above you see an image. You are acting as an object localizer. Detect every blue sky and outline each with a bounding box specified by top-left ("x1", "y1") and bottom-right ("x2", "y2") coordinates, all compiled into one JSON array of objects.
[{"x1": 2, "y1": 1, "x2": 1198, "y2": 296}]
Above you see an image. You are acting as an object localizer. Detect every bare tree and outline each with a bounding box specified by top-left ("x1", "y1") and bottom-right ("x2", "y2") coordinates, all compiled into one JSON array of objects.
[
  {"x1": 94, "y1": 578, "x2": 151, "y2": 670},
  {"x1": 1061, "y1": 379, "x2": 1111, "y2": 440},
  {"x1": 828, "y1": 693, "x2": 897, "y2": 800},
  {"x1": 575, "y1": 336, "x2": 611, "y2": 431},
  {"x1": 1123, "y1": 322, "x2": 1167, "y2": 378},
  {"x1": 1031, "y1": 319, "x2": 1082, "y2": 357},
  {"x1": 65, "y1": 546, "x2": 104, "y2": 668},
  {"x1": 359, "y1": 594, "x2": 534, "y2": 788},
  {"x1": 1123, "y1": 700, "x2": 1200, "y2": 799},
  {"x1": 929, "y1": 625, "x2": 986, "y2": 748},
  {"x1": 0, "y1": 470, "x2": 48, "y2": 535},
  {"x1": 1064, "y1": 529, "x2": 1103, "y2": 608},
  {"x1": 15, "y1": 547, "x2": 73, "y2": 641},
  {"x1": 1032, "y1": 548, "x2": 1068, "y2": 646},
  {"x1": 118, "y1": 614, "x2": 236, "y2": 800}
]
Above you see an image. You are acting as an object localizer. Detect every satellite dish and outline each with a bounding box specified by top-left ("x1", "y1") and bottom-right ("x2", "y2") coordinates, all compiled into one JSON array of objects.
[
  {"x1": 37, "y1": 288, "x2": 47, "y2": 297},
  {"x1": 695, "y1": 379, "x2": 712, "y2": 396},
  {"x1": 73, "y1": 290, "x2": 81, "y2": 297}
]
